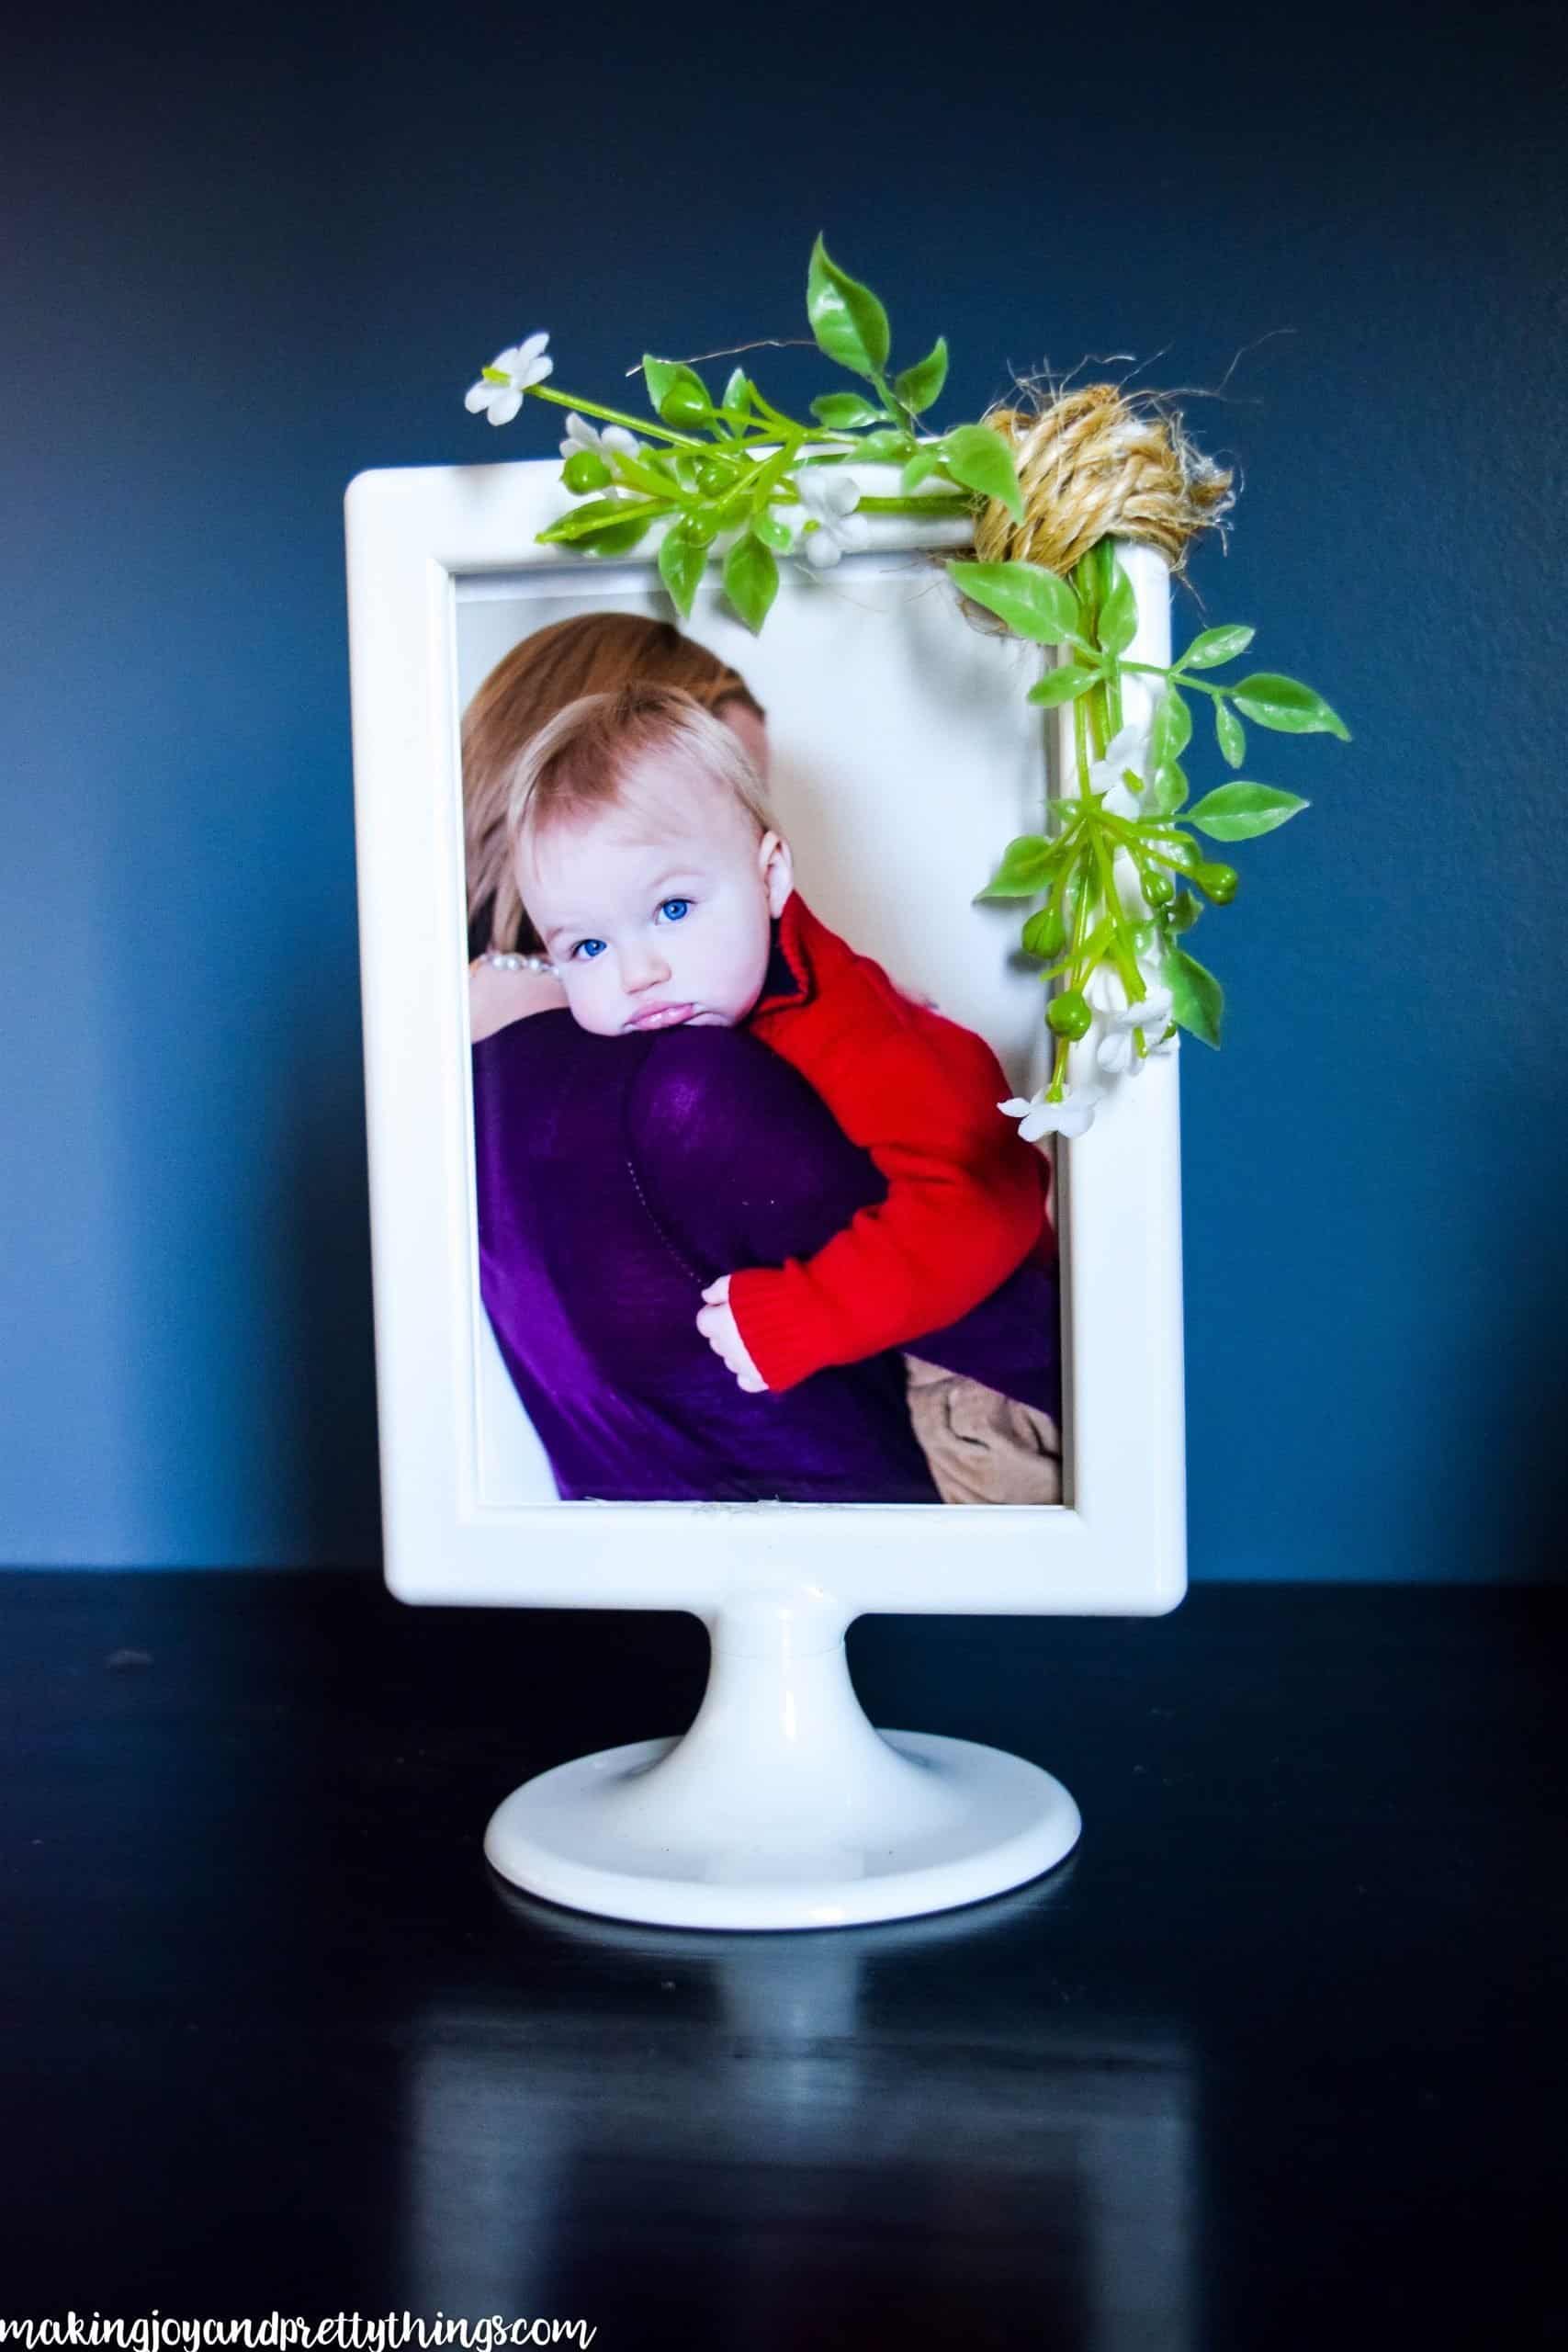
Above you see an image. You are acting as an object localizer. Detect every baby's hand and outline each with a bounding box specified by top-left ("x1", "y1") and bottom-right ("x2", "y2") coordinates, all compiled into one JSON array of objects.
[{"x1": 696, "y1": 1276, "x2": 769, "y2": 1394}]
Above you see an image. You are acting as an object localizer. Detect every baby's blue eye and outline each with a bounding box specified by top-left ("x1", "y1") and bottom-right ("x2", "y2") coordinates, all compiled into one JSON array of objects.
[
  {"x1": 659, "y1": 899, "x2": 692, "y2": 923},
  {"x1": 572, "y1": 938, "x2": 607, "y2": 961}
]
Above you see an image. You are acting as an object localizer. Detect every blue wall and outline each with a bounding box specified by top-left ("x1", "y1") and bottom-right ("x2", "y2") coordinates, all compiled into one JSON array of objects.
[{"x1": 4, "y1": 1, "x2": 1562, "y2": 1576}]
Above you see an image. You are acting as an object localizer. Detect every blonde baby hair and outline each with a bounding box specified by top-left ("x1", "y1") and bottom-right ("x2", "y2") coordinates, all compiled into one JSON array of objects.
[
  {"x1": 504, "y1": 683, "x2": 777, "y2": 900},
  {"x1": 463, "y1": 611, "x2": 764, "y2": 956}
]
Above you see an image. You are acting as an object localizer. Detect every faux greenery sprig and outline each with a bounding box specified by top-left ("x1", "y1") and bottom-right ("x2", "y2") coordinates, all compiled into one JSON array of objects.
[
  {"x1": 464, "y1": 235, "x2": 1025, "y2": 631},
  {"x1": 463, "y1": 237, "x2": 1349, "y2": 1132},
  {"x1": 956, "y1": 541, "x2": 1347, "y2": 1129}
]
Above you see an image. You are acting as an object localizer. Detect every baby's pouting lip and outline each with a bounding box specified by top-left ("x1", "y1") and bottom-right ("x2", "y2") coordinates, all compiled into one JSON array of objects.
[{"x1": 625, "y1": 1001, "x2": 697, "y2": 1032}]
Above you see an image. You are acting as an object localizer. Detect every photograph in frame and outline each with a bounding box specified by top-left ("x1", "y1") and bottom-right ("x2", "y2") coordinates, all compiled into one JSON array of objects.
[{"x1": 457, "y1": 554, "x2": 1068, "y2": 1514}]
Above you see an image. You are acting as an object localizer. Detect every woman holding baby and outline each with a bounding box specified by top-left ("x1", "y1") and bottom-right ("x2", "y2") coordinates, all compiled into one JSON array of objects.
[{"x1": 465, "y1": 612, "x2": 1062, "y2": 1506}]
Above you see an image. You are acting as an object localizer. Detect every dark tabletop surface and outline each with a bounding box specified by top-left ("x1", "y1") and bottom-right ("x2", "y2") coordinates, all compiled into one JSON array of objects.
[{"x1": 1, "y1": 1573, "x2": 1562, "y2": 2349}]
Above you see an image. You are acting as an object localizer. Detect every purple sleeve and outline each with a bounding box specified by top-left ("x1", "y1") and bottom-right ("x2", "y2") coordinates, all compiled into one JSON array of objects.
[
  {"x1": 624, "y1": 1025, "x2": 887, "y2": 1281},
  {"x1": 627, "y1": 1029, "x2": 1059, "y2": 1419}
]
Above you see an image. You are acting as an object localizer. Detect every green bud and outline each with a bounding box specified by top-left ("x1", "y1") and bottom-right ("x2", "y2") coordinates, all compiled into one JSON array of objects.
[
  {"x1": 676, "y1": 514, "x2": 717, "y2": 548},
  {"x1": 1193, "y1": 861, "x2": 1239, "y2": 904},
  {"x1": 1139, "y1": 866, "x2": 1176, "y2": 907},
  {"x1": 1022, "y1": 906, "x2": 1067, "y2": 960},
  {"x1": 660, "y1": 383, "x2": 710, "y2": 427},
  {"x1": 696, "y1": 458, "x2": 732, "y2": 493},
  {"x1": 1046, "y1": 989, "x2": 1093, "y2": 1040},
  {"x1": 562, "y1": 449, "x2": 612, "y2": 494}
]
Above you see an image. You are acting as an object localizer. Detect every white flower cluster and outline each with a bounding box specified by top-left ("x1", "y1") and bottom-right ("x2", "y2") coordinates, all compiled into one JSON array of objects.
[
  {"x1": 1000, "y1": 711, "x2": 1180, "y2": 1140},
  {"x1": 558, "y1": 409, "x2": 639, "y2": 501},
  {"x1": 795, "y1": 469, "x2": 869, "y2": 568}
]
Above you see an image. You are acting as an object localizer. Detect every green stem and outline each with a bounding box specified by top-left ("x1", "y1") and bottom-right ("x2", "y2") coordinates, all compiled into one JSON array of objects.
[
  {"x1": 527, "y1": 382, "x2": 699, "y2": 447},
  {"x1": 853, "y1": 493, "x2": 973, "y2": 515},
  {"x1": 1072, "y1": 687, "x2": 1092, "y2": 797},
  {"x1": 1043, "y1": 851, "x2": 1097, "y2": 1102},
  {"x1": 1088, "y1": 820, "x2": 1144, "y2": 998},
  {"x1": 1122, "y1": 657, "x2": 1220, "y2": 698},
  {"x1": 1100, "y1": 811, "x2": 1197, "y2": 876}
]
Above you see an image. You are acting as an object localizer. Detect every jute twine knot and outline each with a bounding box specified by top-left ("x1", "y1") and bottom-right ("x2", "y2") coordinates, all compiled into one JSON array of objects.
[{"x1": 964, "y1": 381, "x2": 1235, "y2": 597}]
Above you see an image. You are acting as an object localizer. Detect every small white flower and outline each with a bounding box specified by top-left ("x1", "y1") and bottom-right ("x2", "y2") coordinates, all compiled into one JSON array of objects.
[
  {"x1": 1094, "y1": 981, "x2": 1179, "y2": 1076},
  {"x1": 795, "y1": 468, "x2": 870, "y2": 569},
  {"x1": 558, "y1": 412, "x2": 639, "y2": 462},
  {"x1": 464, "y1": 332, "x2": 553, "y2": 426},
  {"x1": 1089, "y1": 719, "x2": 1154, "y2": 819},
  {"x1": 999, "y1": 1084, "x2": 1104, "y2": 1141}
]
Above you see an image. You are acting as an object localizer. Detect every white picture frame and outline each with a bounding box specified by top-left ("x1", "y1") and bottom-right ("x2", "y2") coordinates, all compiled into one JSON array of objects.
[
  {"x1": 345, "y1": 457, "x2": 1185, "y2": 1612},
  {"x1": 344, "y1": 455, "x2": 1187, "y2": 1927}
]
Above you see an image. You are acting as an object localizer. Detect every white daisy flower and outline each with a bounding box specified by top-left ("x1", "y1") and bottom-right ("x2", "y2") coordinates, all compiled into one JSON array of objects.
[
  {"x1": 1089, "y1": 719, "x2": 1154, "y2": 819},
  {"x1": 998, "y1": 1084, "x2": 1104, "y2": 1141},
  {"x1": 558, "y1": 411, "x2": 639, "y2": 462},
  {"x1": 795, "y1": 469, "x2": 870, "y2": 569},
  {"x1": 1093, "y1": 980, "x2": 1179, "y2": 1076},
  {"x1": 464, "y1": 332, "x2": 553, "y2": 426}
]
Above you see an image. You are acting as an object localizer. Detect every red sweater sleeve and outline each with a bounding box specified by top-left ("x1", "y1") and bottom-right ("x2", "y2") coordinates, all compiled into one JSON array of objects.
[{"x1": 727, "y1": 938, "x2": 1048, "y2": 1392}]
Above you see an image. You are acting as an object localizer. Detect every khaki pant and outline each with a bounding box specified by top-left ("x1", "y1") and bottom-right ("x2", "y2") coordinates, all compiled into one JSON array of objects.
[{"x1": 903, "y1": 1356, "x2": 1063, "y2": 1507}]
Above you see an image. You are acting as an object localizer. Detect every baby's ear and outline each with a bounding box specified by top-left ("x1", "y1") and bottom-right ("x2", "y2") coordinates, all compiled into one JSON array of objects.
[{"x1": 760, "y1": 830, "x2": 794, "y2": 917}]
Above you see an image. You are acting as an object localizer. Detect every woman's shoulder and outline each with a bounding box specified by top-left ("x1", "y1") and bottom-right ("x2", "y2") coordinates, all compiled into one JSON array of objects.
[
  {"x1": 626, "y1": 1023, "x2": 829, "y2": 1179},
  {"x1": 472, "y1": 1004, "x2": 578, "y2": 1077}
]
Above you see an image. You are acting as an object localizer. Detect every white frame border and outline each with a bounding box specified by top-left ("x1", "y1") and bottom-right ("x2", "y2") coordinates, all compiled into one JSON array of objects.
[{"x1": 344, "y1": 459, "x2": 1186, "y2": 1617}]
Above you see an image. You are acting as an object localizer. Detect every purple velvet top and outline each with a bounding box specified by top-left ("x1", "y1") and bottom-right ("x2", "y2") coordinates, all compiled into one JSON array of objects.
[{"x1": 472, "y1": 1010, "x2": 1061, "y2": 1505}]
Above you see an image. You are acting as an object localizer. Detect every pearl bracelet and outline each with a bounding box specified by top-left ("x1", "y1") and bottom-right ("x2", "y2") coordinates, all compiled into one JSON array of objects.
[{"x1": 479, "y1": 950, "x2": 557, "y2": 978}]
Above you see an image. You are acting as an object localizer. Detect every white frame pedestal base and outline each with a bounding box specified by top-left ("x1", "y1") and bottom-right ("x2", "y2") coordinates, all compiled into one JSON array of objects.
[{"x1": 483, "y1": 1590, "x2": 1081, "y2": 1931}]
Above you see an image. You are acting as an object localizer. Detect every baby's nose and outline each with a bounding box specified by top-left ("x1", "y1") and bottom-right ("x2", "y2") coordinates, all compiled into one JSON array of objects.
[{"x1": 623, "y1": 940, "x2": 671, "y2": 990}]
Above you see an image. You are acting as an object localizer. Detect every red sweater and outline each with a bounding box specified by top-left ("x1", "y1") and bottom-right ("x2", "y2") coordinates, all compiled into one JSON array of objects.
[{"x1": 727, "y1": 893, "x2": 1054, "y2": 1393}]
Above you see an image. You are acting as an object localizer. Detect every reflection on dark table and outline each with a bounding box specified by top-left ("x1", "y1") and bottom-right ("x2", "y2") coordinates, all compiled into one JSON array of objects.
[{"x1": 0, "y1": 1576, "x2": 1562, "y2": 2349}]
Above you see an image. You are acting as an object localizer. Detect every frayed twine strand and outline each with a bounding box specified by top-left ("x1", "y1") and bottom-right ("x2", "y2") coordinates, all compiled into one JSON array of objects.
[{"x1": 969, "y1": 379, "x2": 1235, "y2": 582}]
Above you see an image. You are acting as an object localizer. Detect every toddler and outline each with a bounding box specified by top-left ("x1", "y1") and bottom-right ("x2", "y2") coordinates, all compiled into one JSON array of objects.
[{"x1": 506, "y1": 681, "x2": 1056, "y2": 1400}]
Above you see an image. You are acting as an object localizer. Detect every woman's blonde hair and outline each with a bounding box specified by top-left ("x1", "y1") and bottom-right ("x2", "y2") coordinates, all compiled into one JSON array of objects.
[
  {"x1": 506, "y1": 684, "x2": 776, "y2": 915},
  {"x1": 463, "y1": 611, "x2": 765, "y2": 955}
]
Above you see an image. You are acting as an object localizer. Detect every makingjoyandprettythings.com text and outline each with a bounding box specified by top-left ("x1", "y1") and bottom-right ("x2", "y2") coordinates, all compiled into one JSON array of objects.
[{"x1": 0, "y1": 2321, "x2": 596, "y2": 2352}]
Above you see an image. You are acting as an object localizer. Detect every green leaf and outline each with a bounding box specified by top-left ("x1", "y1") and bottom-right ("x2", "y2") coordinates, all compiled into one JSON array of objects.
[
  {"x1": 807, "y1": 234, "x2": 891, "y2": 378},
  {"x1": 1146, "y1": 761, "x2": 1189, "y2": 817},
  {"x1": 948, "y1": 560, "x2": 1082, "y2": 645},
  {"x1": 1160, "y1": 945, "x2": 1224, "y2": 1048},
  {"x1": 536, "y1": 496, "x2": 674, "y2": 546},
  {"x1": 722, "y1": 531, "x2": 779, "y2": 634},
  {"x1": 1179, "y1": 624, "x2": 1255, "y2": 671},
  {"x1": 657, "y1": 526, "x2": 707, "y2": 618},
  {"x1": 976, "y1": 834, "x2": 1056, "y2": 899},
  {"x1": 1187, "y1": 783, "x2": 1310, "y2": 842},
  {"x1": 901, "y1": 445, "x2": 945, "y2": 492},
  {"x1": 1167, "y1": 888, "x2": 1201, "y2": 935},
  {"x1": 1099, "y1": 556, "x2": 1139, "y2": 655},
  {"x1": 811, "y1": 390, "x2": 885, "y2": 428},
  {"x1": 1231, "y1": 672, "x2": 1351, "y2": 739},
  {"x1": 750, "y1": 508, "x2": 793, "y2": 554},
  {"x1": 942, "y1": 424, "x2": 1025, "y2": 523},
  {"x1": 1215, "y1": 699, "x2": 1246, "y2": 769},
  {"x1": 893, "y1": 336, "x2": 949, "y2": 413},
  {"x1": 1149, "y1": 685, "x2": 1192, "y2": 767},
  {"x1": 852, "y1": 428, "x2": 911, "y2": 464},
  {"x1": 642, "y1": 355, "x2": 710, "y2": 426},
  {"x1": 721, "y1": 368, "x2": 751, "y2": 414},
  {"x1": 1027, "y1": 662, "x2": 1100, "y2": 709},
  {"x1": 581, "y1": 512, "x2": 660, "y2": 557}
]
